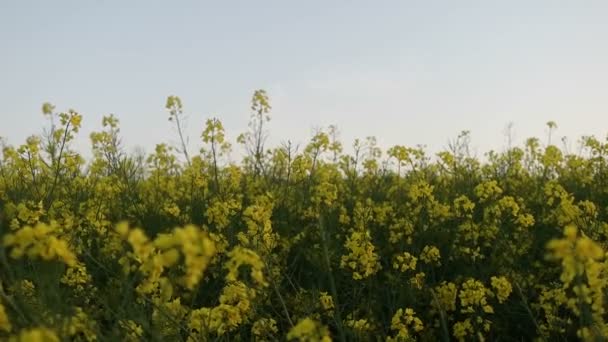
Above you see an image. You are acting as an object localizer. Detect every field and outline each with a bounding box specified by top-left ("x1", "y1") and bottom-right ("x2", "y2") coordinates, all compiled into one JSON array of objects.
[{"x1": 1, "y1": 92, "x2": 608, "y2": 341}]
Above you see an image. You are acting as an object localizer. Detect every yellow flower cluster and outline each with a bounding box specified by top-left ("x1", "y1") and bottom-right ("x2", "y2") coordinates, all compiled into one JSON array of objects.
[
  {"x1": 490, "y1": 276, "x2": 512, "y2": 304},
  {"x1": 393, "y1": 252, "x2": 417, "y2": 272},
  {"x1": 286, "y1": 317, "x2": 332, "y2": 342},
  {"x1": 224, "y1": 246, "x2": 267, "y2": 287},
  {"x1": 8, "y1": 328, "x2": 59, "y2": 342},
  {"x1": 60, "y1": 263, "x2": 93, "y2": 296},
  {"x1": 319, "y1": 291, "x2": 334, "y2": 314},
  {"x1": 474, "y1": 180, "x2": 503, "y2": 202},
  {"x1": 189, "y1": 281, "x2": 256, "y2": 336},
  {"x1": 453, "y1": 195, "x2": 475, "y2": 218},
  {"x1": 117, "y1": 223, "x2": 216, "y2": 296},
  {"x1": 0, "y1": 300, "x2": 11, "y2": 333},
  {"x1": 410, "y1": 272, "x2": 426, "y2": 290},
  {"x1": 118, "y1": 320, "x2": 144, "y2": 342},
  {"x1": 61, "y1": 307, "x2": 97, "y2": 341},
  {"x1": 387, "y1": 308, "x2": 424, "y2": 341},
  {"x1": 432, "y1": 281, "x2": 458, "y2": 312},
  {"x1": 388, "y1": 218, "x2": 415, "y2": 244},
  {"x1": 251, "y1": 318, "x2": 278, "y2": 339},
  {"x1": 452, "y1": 319, "x2": 474, "y2": 342},
  {"x1": 3, "y1": 222, "x2": 77, "y2": 267},
  {"x1": 158, "y1": 225, "x2": 217, "y2": 290},
  {"x1": 9, "y1": 201, "x2": 45, "y2": 230},
  {"x1": 536, "y1": 286, "x2": 568, "y2": 336},
  {"x1": 459, "y1": 279, "x2": 494, "y2": 314},
  {"x1": 419, "y1": 245, "x2": 441, "y2": 266},
  {"x1": 238, "y1": 194, "x2": 277, "y2": 253},
  {"x1": 340, "y1": 230, "x2": 382, "y2": 280},
  {"x1": 206, "y1": 198, "x2": 240, "y2": 230},
  {"x1": 344, "y1": 316, "x2": 371, "y2": 333},
  {"x1": 546, "y1": 225, "x2": 608, "y2": 339}
]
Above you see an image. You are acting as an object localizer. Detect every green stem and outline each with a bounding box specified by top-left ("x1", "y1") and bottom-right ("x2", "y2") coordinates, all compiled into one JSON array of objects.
[{"x1": 318, "y1": 211, "x2": 346, "y2": 342}]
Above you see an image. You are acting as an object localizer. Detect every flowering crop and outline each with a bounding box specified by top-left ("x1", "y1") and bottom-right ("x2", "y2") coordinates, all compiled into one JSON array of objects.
[{"x1": 1, "y1": 94, "x2": 608, "y2": 341}]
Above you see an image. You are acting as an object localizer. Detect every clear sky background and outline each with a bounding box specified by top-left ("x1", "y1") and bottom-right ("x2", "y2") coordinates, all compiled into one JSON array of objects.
[{"x1": 1, "y1": 1, "x2": 607, "y2": 159}]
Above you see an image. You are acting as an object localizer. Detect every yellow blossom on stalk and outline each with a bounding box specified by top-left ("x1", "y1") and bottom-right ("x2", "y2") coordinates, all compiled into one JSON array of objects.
[
  {"x1": 117, "y1": 223, "x2": 153, "y2": 261},
  {"x1": 225, "y1": 246, "x2": 268, "y2": 287},
  {"x1": 119, "y1": 320, "x2": 144, "y2": 342},
  {"x1": 238, "y1": 194, "x2": 277, "y2": 252},
  {"x1": 312, "y1": 181, "x2": 338, "y2": 208},
  {"x1": 340, "y1": 230, "x2": 381, "y2": 280},
  {"x1": 162, "y1": 202, "x2": 181, "y2": 218},
  {"x1": 536, "y1": 286, "x2": 568, "y2": 336},
  {"x1": 546, "y1": 225, "x2": 603, "y2": 287},
  {"x1": 393, "y1": 252, "x2": 417, "y2": 272},
  {"x1": 3, "y1": 222, "x2": 77, "y2": 267},
  {"x1": 189, "y1": 282, "x2": 256, "y2": 336},
  {"x1": 61, "y1": 263, "x2": 92, "y2": 289},
  {"x1": 169, "y1": 225, "x2": 216, "y2": 289},
  {"x1": 420, "y1": 245, "x2": 441, "y2": 266},
  {"x1": 251, "y1": 318, "x2": 278, "y2": 339},
  {"x1": 152, "y1": 298, "x2": 188, "y2": 337},
  {"x1": 344, "y1": 315, "x2": 372, "y2": 333},
  {"x1": 388, "y1": 218, "x2": 415, "y2": 244},
  {"x1": 453, "y1": 319, "x2": 474, "y2": 342},
  {"x1": 546, "y1": 225, "x2": 608, "y2": 336},
  {"x1": 8, "y1": 327, "x2": 60, "y2": 342},
  {"x1": 490, "y1": 276, "x2": 512, "y2": 303},
  {"x1": 454, "y1": 195, "x2": 475, "y2": 218},
  {"x1": 287, "y1": 317, "x2": 332, "y2": 342},
  {"x1": 219, "y1": 281, "x2": 254, "y2": 313},
  {"x1": 199, "y1": 304, "x2": 244, "y2": 336},
  {"x1": 319, "y1": 291, "x2": 335, "y2": 313},
  {"x1": 62, "y1": 307, "x2": 97, "y2": 341},
  {"x1": 61, "y1": 262, "x2": 97, "y2": 304},
  {"x1": 459, "y1": 279, "x2": 493, "y2": 314},
  {"x1": 474, "y1": 180, "x2": 503, "y2": 202},
  {"x1": 387, "y1": 308, "x2": 424, "y2": 341},
  {"x1": 118, "y1": 223, "x2": 216, "y2": 293},
  {"x1": 206, "y1": 198, "x2": 240, "y2": 230},
  {"x1": 433, "y1": 281, "x2": 458, "y2": 312},
  {"x1": 408, "y1": 181, "x2": 434, "y2": 202},
  {"x1": 10, "y1": 201, "x2": 45, "y2": 230},
  {"x1": 15, "y1": 280, "x2": 36, "y2": 298},
  {"x1": 410, "y1": 272, "x2": 426, "y2": 290}
]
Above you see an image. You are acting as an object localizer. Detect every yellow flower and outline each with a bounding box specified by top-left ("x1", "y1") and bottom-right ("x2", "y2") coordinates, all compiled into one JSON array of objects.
[
  {"x1": 319, "y1": 291, "x2": 335, "y2": 313},
  {"x1": 252, "y1": 318, "x2": 278, "y2": 338},
  {"x1": 119, "y1": 320, "x2": 143, "y2": 341},
  {"x1": 389, "y1": 308, "x2": 424, "y2": 340},
  {"x1": 490, "y1": 276, "x2": 512, "y2": 304},
  {"x1": 410, "y1": 272, "x2": 426, "y2": 290},
  {"x1": 3, "y1": 222, "x2": 77, "y2": 267},
  {"x1": 453, "y1": 319, "x2": 474, "y2": 342},
  {"x1": 287, "y1": 318, "x2": 332, "y2": 342},
  {"x1": 344, "y1": 317, "x2": 371, "y2": 333},
  {"x1": 340, "y1": 230, "x2": 381, "y2": 280},
  {"x1": 459, "y1": 279, "x2": 493, "y2": 314},
  {"x1": 420, "y1": 245, "x2": 441, "y2": 266},
  {"x1": 225, "y1": 246, "x2": 267, "y2": 287},
  {"x1": 433, "y1": 281, "x2": 458, "y2": 312},
  {"x1": 393, "y1": 252, "x2": 417, "y2": 272},
  {"x1": 0, "y1": 301, "x2": 11, "y2": 332},
  {"x1": 62, "y1": 307, "x2": 97, "y2": 341},
  {"x1": 8, "y1": 327, "x2": 60, "y2": 342}
]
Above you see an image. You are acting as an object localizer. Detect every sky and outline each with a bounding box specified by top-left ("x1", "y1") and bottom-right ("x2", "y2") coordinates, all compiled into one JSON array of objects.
[{"x1": 1, "y1": 1, "x2": 608, "y2": 160}]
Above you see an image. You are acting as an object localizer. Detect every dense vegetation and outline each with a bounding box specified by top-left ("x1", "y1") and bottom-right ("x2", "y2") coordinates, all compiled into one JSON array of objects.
[{"x1": 1, "y1": 91, "x2": 608, "y2": 341}]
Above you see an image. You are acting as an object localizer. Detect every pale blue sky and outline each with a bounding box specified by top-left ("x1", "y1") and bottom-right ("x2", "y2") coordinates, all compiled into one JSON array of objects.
[{"x1": 1, "y1": 1, "x2": 608, "y2": 159}]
